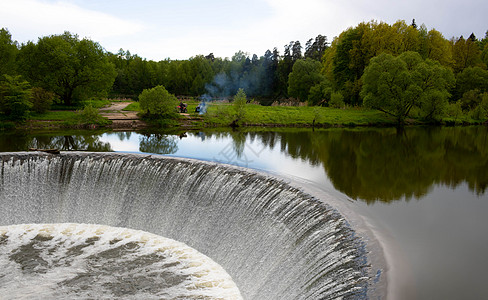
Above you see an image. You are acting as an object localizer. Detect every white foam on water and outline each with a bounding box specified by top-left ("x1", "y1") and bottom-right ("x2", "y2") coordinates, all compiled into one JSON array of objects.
[
  {"x1": 0, "y1": 223, "x2": 243, "y2": 300},
  {"x1": 0, "y1": 153, "x2": 378, "y2": 299}
]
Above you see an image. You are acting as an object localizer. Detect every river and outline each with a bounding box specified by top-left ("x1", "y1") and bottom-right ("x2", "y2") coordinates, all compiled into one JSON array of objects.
[{"x1": 1, "y1": 126, "x2": 487, "y2": 299}]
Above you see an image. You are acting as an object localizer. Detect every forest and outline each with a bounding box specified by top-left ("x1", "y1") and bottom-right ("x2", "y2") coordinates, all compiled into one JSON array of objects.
[{"x1": 1, "y1": 19, "x2": 488, "y2": 123}]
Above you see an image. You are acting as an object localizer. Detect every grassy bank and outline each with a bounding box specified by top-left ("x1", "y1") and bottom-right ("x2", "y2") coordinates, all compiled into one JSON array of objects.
[
  {"x1": 204, "y1": 103, "x2": 396, "y2": 127},
  {"x1": 10, "y1": 99, "x2": 488, "y2": 131},
  {"x1": 201, "y1": 102, "x2": 487, "y2": 127}
]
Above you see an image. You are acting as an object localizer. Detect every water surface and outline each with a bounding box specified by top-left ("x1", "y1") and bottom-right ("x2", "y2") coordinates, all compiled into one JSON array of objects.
[{"x1": 1, "y1": 126, "x2": 487, "y2": 299}]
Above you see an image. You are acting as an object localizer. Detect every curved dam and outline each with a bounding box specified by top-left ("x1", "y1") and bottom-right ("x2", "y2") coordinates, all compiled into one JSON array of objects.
[{"x1": 0, "y1": 152, "x2": 377, "y2": 299}]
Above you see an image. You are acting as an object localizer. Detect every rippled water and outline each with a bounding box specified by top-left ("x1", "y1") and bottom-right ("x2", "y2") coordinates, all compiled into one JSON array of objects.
[{"x1": 0, "y1": 224, "x2": 242, "y2": 299}]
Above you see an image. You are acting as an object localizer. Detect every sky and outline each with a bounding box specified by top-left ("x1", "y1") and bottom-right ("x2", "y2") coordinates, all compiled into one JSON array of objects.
[{"x1": 1, "y1": 0, "x2": 487, "y2": 61}]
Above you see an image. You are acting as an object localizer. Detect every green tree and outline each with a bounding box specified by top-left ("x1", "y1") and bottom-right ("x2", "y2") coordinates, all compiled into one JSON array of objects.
[
  {"x1": 329, "y1": 91, "x2": 345, "y2": 108},
  {"x1": 233, "y1": 88, "x2": 247, "y2": 123},
  {"x1": 452, "y1": 35, "x2": 483, "y2": 73},
  {"x1": 0, "y1": 75, "x2": 32, "y2": 120},
  {"x1": 139, "y1": 85, "x2": 177, "y2": 117},
  {"x1": 0, "y1": 28, "x2": 18, "y2": 76},
  {"x1": 304, "y1": 34, "x2": 329, "y2": 61},
  {"x1": 308, "y1": 81, "x2": 332, "y2": 106},
  {"x1": 454, "y1": 67, "x2": 488, "y2": 100},
  {"x1": 18, "y1": 32, "x2": 116, "y2": 106},
  {"x1": 424, "y1": 29, "x2": 452, "y2": 67},
  {"x1": 361, "y1": 52, "x2": 454, "y2": 123},
  {"x1": 30, "y1": 87, "x2": 55, "y2": 113},
  {"x1": 288, "y1": 58, "x2": 325, "y2": 102}
]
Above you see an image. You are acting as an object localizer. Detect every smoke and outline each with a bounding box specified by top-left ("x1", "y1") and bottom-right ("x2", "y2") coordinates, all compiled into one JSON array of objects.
[{"x1": 198, "y1": 54, "x2": 277, "y2": 110}]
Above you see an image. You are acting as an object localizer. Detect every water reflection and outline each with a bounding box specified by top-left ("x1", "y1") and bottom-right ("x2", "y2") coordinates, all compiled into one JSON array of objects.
[
  {"x1": 196, "y1": 127, "x2": 488, "y2": 203},
  {"x1": 139, "y1": 134, "x2": 178, "y2": 154},
  {"x1": 1, "y1": 126, "x2": 486, "y2": 203},
  {"x1": 0, "y1": 132, "x2": 112, "y2": 152}
]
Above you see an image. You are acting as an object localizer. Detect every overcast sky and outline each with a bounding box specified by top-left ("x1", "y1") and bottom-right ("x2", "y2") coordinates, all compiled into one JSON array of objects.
[{"x1": 1, "y1": 0, "x2": 486, "y2": 61}]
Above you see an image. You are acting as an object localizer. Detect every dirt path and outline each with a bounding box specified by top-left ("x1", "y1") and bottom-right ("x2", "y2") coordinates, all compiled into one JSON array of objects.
[{"x1": 99, "y1": 102, "x2": 147, "y2": 130}]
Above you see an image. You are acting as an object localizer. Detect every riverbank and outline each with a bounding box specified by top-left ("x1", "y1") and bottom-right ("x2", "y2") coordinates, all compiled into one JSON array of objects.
[{"x1": 7, "y1": 100, "x2": 488, "y2": 131}]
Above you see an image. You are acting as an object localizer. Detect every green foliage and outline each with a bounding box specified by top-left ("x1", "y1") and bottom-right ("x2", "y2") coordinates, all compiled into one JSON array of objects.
[
  {"x1": 233, "y1": 88, "x2": 247, "y2": 122},
  {"x1": 0, "y1": 75, "x2": 32, "y2": 120},
  {"x1": 3, "y1": 21, "x2": 488, "y2": 127},
  {"x1": 459, "y1": 90, "x2": 488, "y2": 113},
  {"x1": 30, "y1": 110, "x2": 78, "y2": 121},
  {"x1": 446, "y1": 101, "x2": 463, "y2": 122},
  {"x1": 452, "y1": 36, "x2": 483, "y2": 73},
  {"x1": 82, "y1": 99, "x2": 112, "y2": 109},
  {"x1": 329, "y1": 91, "x2": 345, "y2": 108},
  {"x1": 454, "y1": 67, "x2": 488, "y2": 100},
  {"x1": 288, "y1": 58, "x2": 325, "y2": 102},
  {"x1": 468, "y1": 93, "x2": 488, "y2": 120},
  {"x1": 204, "y1": 103, "x2": 393, "y2": 127},
  {"x1": 361, "y1": 52, "x2": 454, "y2": 123},
  {"x1": 308, "y1": 81, "x2": 332, "y2": 106},
  {"x1": 30, "y1": 87, "x2": 55, "y2": 113},
  {"x1": 139, "y1": 85, "x2": 178, "y2": 117},
  {"x1": 18, "y1": 32, "x2": 116, "y2": 106},
  {"x1": 122, "y1": 102, "x2": 141, "y2": 112},
  {"x1": 76, "y1": 105, "x2": 110, "y2": 126},
  {"x1": 0, "y1": 28, "x2": 18, "y2": 76}
]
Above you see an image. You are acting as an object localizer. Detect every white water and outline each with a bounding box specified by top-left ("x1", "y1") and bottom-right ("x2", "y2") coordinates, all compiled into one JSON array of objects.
[
  {"x1": 0, "y1": 223, "x2": 242, "y2": 299},
  {"x1": 0, "y1": 152, "x2": 376, "y2": 299}
]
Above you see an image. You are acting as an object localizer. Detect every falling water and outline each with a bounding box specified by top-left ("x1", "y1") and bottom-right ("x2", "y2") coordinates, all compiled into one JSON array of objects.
[
  {"x1": 0, "y1": 223, "x2": 242, "y2": 299},
  {"x1": 0, "y1": 152, "x2": 379, "y2": 299}
]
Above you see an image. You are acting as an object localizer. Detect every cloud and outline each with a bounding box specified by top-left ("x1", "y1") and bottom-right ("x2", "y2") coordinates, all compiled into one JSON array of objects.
[{"x1": 0, "y1": 0, "x2": 144, "y2": 43}]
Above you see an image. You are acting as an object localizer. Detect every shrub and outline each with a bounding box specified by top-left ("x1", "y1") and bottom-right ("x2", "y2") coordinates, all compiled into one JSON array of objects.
[
  {"x1": 139, "y1": 85, "x2": 178, "y2": 117},
  {"x1": 329, "y1": 91, "x2": 345, "y2": 108},
  {"x1": 447, "y1": 101, "x2": 463, "y2": 121},
  {"x1": 30, "y1": 87, "x2": 55, "y2": 113},
  {"x1": 233, "y1": 88, "x2": 247, "y2": 122},
  {"x1": 0, "y1": 75, "x2": 32, "y2": 121},
  {"x1": 470, "y1": 93, "x2": 488, "y2": 120},
  {"x1": 76, "y1": 105, "x2": 110, "y2": 125}
]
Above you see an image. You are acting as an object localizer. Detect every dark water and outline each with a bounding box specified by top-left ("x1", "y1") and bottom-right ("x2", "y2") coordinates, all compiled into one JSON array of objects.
[{"x1": 1, "y1": 126, "x2": 487, "y2": 299}]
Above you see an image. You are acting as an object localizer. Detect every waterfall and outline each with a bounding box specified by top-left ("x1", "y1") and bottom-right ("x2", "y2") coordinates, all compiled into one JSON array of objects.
[{"x1": 0, "y1": 152, "x2": 376, "y2": 299}]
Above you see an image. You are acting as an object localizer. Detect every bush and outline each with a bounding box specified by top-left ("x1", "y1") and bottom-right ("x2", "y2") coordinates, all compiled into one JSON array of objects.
[
  {"x1": 447, "y1": 101, "x2": 463, "y2": 121},
  {"x1": 329, "y1": 91, "x2": 345, "y2": 108},
  {"x1": 308, "y1": 82, "x2": 332, "y2": 106},
  {"x1": 460, "y1": 89, "x2": 481, "y2": 111},
  {"x1": 76, "y1": 105, "x2": 110, "y2": 126},
  {"x1": 139, "y1": 85, "x2": 178, "y2": 117},
  {"x1": 0, "y1": 75, "x2": 32, "y2": 120},
  {"x1": 420, "y1": 90, "x2": 449, "y2": 121},
  {"x1": 30, "y1": 87, "x2": 55, "y2": 113},
  {"x1": 469, "y1": 94, "x2": 488, "y2": 120},
  {"x1": 233, "y1": 88, "x2": 247, "y2": 122}
]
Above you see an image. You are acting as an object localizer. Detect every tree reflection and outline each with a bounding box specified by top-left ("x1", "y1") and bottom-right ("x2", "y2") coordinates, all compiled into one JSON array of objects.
[
  {"x1": 139, "y1": 134, "x2": 178, "y2": 154},
  {"x1": 254, "y1": 127, "x2": 488, "y2": 203},
  {"x1": 0, "y1": 132, "x2": 112, "y2": 152},
  {"x1": 29, "y1": 135, "x2": 113, "y2": 151}
]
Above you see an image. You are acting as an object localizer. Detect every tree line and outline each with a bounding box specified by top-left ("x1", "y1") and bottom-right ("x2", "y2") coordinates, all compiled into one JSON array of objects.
[{"x1": 0, "y1": 19, "x2": 488, "y2": 122}]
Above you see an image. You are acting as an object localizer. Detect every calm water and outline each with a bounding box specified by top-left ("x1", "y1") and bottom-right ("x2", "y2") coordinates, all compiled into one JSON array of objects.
[{"x1": 1, "y1": 126, "x2": 487, "y2": 300}]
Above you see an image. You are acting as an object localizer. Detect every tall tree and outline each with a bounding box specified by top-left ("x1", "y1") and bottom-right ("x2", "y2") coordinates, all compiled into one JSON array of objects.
[
  {"x1": 18, "y1": 32, "x2": 116, "y2": 105},
  {"x1": 0, "y1": 28, "x2": 19, "y2": 76},
  {"x1": 424, "y1": 29, "x2": 452, "y2": 67},
  {"x1": 288, "y1": 58, "x2": 325, "y2": 102},
  {"x1": 332, "y1": 27, "x2": 365, "y2": 105},
  {"x1": 452, "y1": 35, "x2": 483, "y2": 73},
  {"x1": 304, "y1": 34, "x2": 328, "y2": 61},
  {"x1": 453, "y1": 66, "x2": 488, "y2": 100},
  {"x1": 361, "y1": 52, "x2": 454, "y2": 123}
]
